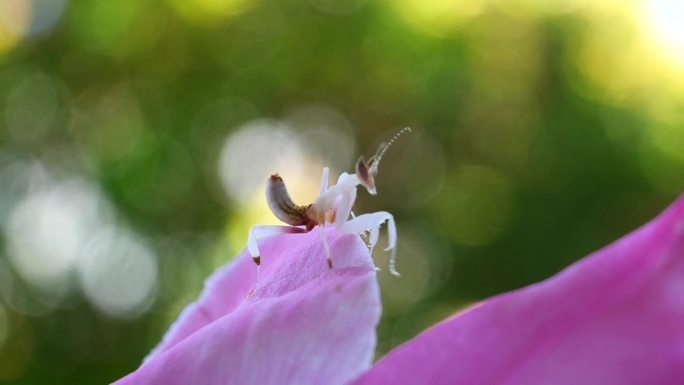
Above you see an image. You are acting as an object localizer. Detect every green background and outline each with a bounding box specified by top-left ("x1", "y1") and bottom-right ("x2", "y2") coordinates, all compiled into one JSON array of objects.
[{"x1": 1, "y1": 0, "x2": 683, "y2": 383}]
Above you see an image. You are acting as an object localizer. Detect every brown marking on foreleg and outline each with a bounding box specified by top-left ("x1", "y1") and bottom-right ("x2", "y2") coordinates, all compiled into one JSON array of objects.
[{"x1": 245, "y1": 255, "x2": 261, "y2": 298}]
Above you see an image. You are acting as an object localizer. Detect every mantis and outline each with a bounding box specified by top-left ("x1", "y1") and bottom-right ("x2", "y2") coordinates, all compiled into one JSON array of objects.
[{"x1": 246, "y1": 127, "x2": 411, "y2": 296}]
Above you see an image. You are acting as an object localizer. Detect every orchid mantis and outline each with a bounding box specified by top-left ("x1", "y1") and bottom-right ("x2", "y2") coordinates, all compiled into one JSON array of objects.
[{"x1": 246, "y1": 127, "x2": 410, "y2": 296}]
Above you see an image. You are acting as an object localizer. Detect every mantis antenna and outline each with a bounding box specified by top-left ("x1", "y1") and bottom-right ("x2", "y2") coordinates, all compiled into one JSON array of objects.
[{"x1": 369, "y1": 127, "x2": 411, "y2": 173}]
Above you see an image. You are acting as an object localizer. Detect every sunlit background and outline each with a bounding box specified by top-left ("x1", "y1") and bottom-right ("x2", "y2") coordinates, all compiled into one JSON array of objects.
[{"x1": 1, "y1": 0, "x2": 683, "y2": 382}]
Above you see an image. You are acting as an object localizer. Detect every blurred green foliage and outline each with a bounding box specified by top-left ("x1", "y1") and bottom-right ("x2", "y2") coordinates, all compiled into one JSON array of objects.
[{"x1": 1, "y1": 0, "x2": 683, "y2": 383}]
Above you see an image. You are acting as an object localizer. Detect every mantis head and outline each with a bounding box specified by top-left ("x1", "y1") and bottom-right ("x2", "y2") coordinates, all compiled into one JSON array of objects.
[
  {"x1": 356, "y1": 156, "x2": 378, "y2": 195},
  {"x1": 356, "y1": 127, "x2": 411, "y2": 196}
]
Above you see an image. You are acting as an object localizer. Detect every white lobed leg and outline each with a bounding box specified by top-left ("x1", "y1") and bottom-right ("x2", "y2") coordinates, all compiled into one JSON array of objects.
[
  {"x1": 385, "y1": 217, "x2": 399, "y2": 276},
  {"x1": 333, "y1": 189, "x2": 356, "y2": 229},
  {"x1": 318, "y1": 224, "x2": 334, "y2": 269},
  {"x1": 319, "y1": 167, "x2": 330, "y2": 195},
  {"x1": 248, "y1": 225, "x2": 306, "y2": 257},
  {"x1": 335, "y1": 211, "x2": 399, "y2": 276},
  {"x1": 246, "y1": 225, "x2": 307, "y2": 297}
]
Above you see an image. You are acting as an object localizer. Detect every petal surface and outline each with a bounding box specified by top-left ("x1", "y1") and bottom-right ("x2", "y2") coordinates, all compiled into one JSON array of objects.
[
  {"x1": 353, "y1": 195, "x2": 684, "y2": 385},
  {"x1": 114, "y1": 227, "x2": 380, "y2": 385}
]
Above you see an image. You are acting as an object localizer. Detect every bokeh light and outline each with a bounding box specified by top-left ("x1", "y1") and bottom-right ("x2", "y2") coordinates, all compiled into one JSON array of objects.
[
  {"x1": 641, "y1": 0, "x2": 684, "y2": 68},
  {"x1": 0, "y1": 0, "x2": 68, "y2": 55},
  {"x1": 386, "y1": 0, "x2": 485, "y2": 36},
  {"x1": 78, "y1": 227, "x2": 158, "y2": 319},
  {"x1": 5, "y1": 175, "x2": 112, "y2": 299},
  {"x1": 167, "y1": 0, "x2": 253, "y2": 24},
  {"x1": 219, "y1": 119, "x2": 308, "y2": 207},
  {"x1": 1, "y1": 163, "x2": 159, "y2": 322}
]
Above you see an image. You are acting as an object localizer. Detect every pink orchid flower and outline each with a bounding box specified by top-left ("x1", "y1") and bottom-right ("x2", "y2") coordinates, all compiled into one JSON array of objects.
[{"x1": 114, "y1": 194, "x2": 684, "y2": 385}]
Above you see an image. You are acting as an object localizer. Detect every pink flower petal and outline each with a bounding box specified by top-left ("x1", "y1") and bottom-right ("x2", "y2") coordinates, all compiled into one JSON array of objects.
[
  {"x1": 114, "y1": 227, "x2": 380, "y2": 385},
  {"x1": 353, "y1": 195, "x2": 684, "y2": 385}
]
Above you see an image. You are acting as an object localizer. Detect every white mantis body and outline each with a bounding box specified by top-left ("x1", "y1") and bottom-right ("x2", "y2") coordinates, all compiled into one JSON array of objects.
[{"x1": 246, "y1": 127, "x2": 411, "y2": 296}]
